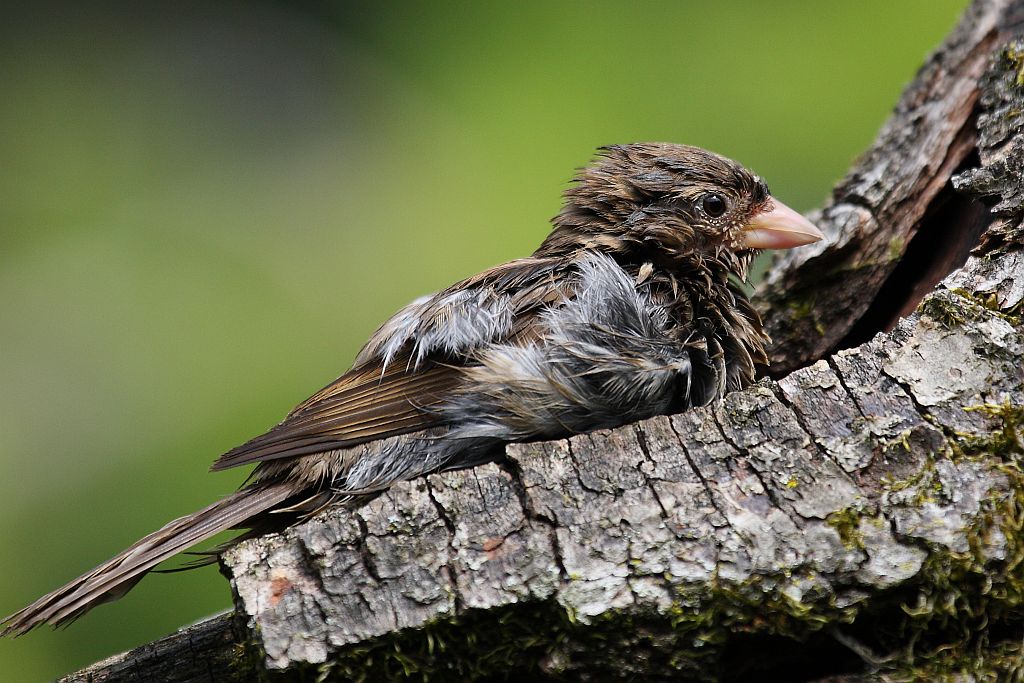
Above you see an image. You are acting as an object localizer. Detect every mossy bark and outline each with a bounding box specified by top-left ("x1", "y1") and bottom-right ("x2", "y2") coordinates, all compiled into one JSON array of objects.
[{"x1": 61, "y1": 1, "x2": 1024, "y2": 681}]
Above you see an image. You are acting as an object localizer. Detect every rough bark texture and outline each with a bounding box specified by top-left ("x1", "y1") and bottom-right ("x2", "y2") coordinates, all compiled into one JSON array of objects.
[
  {"x1": 757, "y1": 0, "x2": 1024, "y2": 375},
  {"x1": 59, "y1": 614, "x2": 252, "y2": 683},
  {"x1": 62, "y1": 1, "x2": 1024, "y2": 681}
]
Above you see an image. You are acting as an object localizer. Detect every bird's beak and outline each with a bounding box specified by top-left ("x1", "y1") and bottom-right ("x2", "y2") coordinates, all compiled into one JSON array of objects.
[{"x1": 740, "y1": 198, "x2": 824, "y2": 250}]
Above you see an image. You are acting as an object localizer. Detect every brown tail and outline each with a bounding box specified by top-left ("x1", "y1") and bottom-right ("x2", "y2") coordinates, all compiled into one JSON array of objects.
[{"x1": 0, "y1": 482, "x2": 295, "y2": 636}]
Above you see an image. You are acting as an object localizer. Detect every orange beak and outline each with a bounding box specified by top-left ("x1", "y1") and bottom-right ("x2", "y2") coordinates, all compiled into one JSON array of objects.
[{"x1": 740, "y1": 197, "x2": 825, "y2": 250}]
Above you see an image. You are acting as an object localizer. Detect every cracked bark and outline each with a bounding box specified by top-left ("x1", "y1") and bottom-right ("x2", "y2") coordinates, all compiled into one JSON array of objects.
[{"x1": 61, "y1": 1, "x2": 1024, "y2": 681}]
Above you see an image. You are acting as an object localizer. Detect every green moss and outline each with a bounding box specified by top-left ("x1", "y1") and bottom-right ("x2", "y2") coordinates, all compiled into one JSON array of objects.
[
  {"x1": 826, "y1": 507, "x2": 866, "y2": 550},
  {"x1": 787, "y1": 296, "x2": 825, "y2": 336},
  {"x1": 787, "y1": 297, "x2": 813, "y2": 319},
  {"x1": 882, "y1": 453, "x2": 939, "y2": 504},
  {"x1": 948, "y1": 287, "x2": 1023, "y2": 325},
  {"x1": 920, "y1": 292, "x2": 972, "y2": 328},
  {"x1": 1005, "y1": 45, "x2": 1024, "y2": 88},
  {"x1": 918, "y1": 288, "x2": 1023, "y2": 331},
  {"x1": 963, "y1": 400, "x2": 1024, "y2": 457},
  {"x1": 887, "y1": 236, "x2": 905, "y2": 261},
  {"x1": 882, "y1": 638, "x2": 1024, "y2": 682}
]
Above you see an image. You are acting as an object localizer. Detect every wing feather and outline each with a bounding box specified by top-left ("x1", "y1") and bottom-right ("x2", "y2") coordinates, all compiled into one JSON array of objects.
[
  {"x1": 211, "y1": 257, "x2": 571, "y2": 472},
  {"x1": 210, "y1": 358, "x2": 459, "y2": 470}
]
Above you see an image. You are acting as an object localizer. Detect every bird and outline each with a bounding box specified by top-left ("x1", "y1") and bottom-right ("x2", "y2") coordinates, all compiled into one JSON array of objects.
[{"x1": 0, "y1": 142, "x2": 823, "y2": 636}]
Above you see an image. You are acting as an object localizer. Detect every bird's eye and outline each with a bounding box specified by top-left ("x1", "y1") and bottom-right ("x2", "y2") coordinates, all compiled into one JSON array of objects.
[{"x1": 700, "y1": 193, "x2": 728, "y2": 218}]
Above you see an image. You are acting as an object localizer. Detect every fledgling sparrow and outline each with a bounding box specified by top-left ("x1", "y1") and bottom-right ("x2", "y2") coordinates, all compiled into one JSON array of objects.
[{"x1": 1, "y1": 142, "x2": 823, "y2": 635}]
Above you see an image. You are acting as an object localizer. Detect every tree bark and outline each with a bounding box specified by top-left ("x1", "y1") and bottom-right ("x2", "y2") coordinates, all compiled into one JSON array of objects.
[{"x1": 62, "y1": 1, "x2": 1024, "y2": 680}]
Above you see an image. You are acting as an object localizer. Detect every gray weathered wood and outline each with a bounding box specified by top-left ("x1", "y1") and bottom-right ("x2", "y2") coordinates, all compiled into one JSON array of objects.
[{"x1": 61, "y1": 1, "x2": 1024, "y2": 680}]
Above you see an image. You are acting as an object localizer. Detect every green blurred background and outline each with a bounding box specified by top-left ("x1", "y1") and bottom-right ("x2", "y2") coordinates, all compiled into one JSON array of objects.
[{"x1": 0, "y1": 1, "x2": 968, "y2": 679}]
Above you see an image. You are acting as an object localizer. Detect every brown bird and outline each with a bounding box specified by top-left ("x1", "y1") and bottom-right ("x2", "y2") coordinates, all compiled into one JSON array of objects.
[{"x1": 0, "y1": 142, "x2": 823, "y2": 636}]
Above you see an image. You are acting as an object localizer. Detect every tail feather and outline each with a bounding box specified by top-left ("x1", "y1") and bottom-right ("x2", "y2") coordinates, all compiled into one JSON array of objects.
[{"x1": 0, "y1": 482, "x2": 295, "y2": 636}]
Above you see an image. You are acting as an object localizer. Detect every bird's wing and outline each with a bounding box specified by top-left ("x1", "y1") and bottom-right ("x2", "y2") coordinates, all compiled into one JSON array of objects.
[{"x1": 210, "y1": 257, "x2": 568, "y2": 471}]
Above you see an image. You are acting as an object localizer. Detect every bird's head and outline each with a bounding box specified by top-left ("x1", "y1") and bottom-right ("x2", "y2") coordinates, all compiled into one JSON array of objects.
[{"x1": 538, "y1": 143, "x2": 823, "y2": 275}]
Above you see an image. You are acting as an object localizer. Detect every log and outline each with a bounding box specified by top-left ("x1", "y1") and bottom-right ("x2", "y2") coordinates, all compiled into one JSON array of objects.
[{"x1": 61, "y1": 1, "x2": 1024, "y2": 680}]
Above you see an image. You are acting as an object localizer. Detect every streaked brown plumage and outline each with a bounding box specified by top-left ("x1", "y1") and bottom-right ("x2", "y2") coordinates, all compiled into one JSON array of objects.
[{"x1": 1, "y1": 143, "x2": 823, "y2": 636}]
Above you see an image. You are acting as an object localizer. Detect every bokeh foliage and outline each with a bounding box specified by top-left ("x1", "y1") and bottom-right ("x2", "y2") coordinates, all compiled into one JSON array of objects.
[{"x1": 0, "y1": 1, "x2": 967, "y2": 679}]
